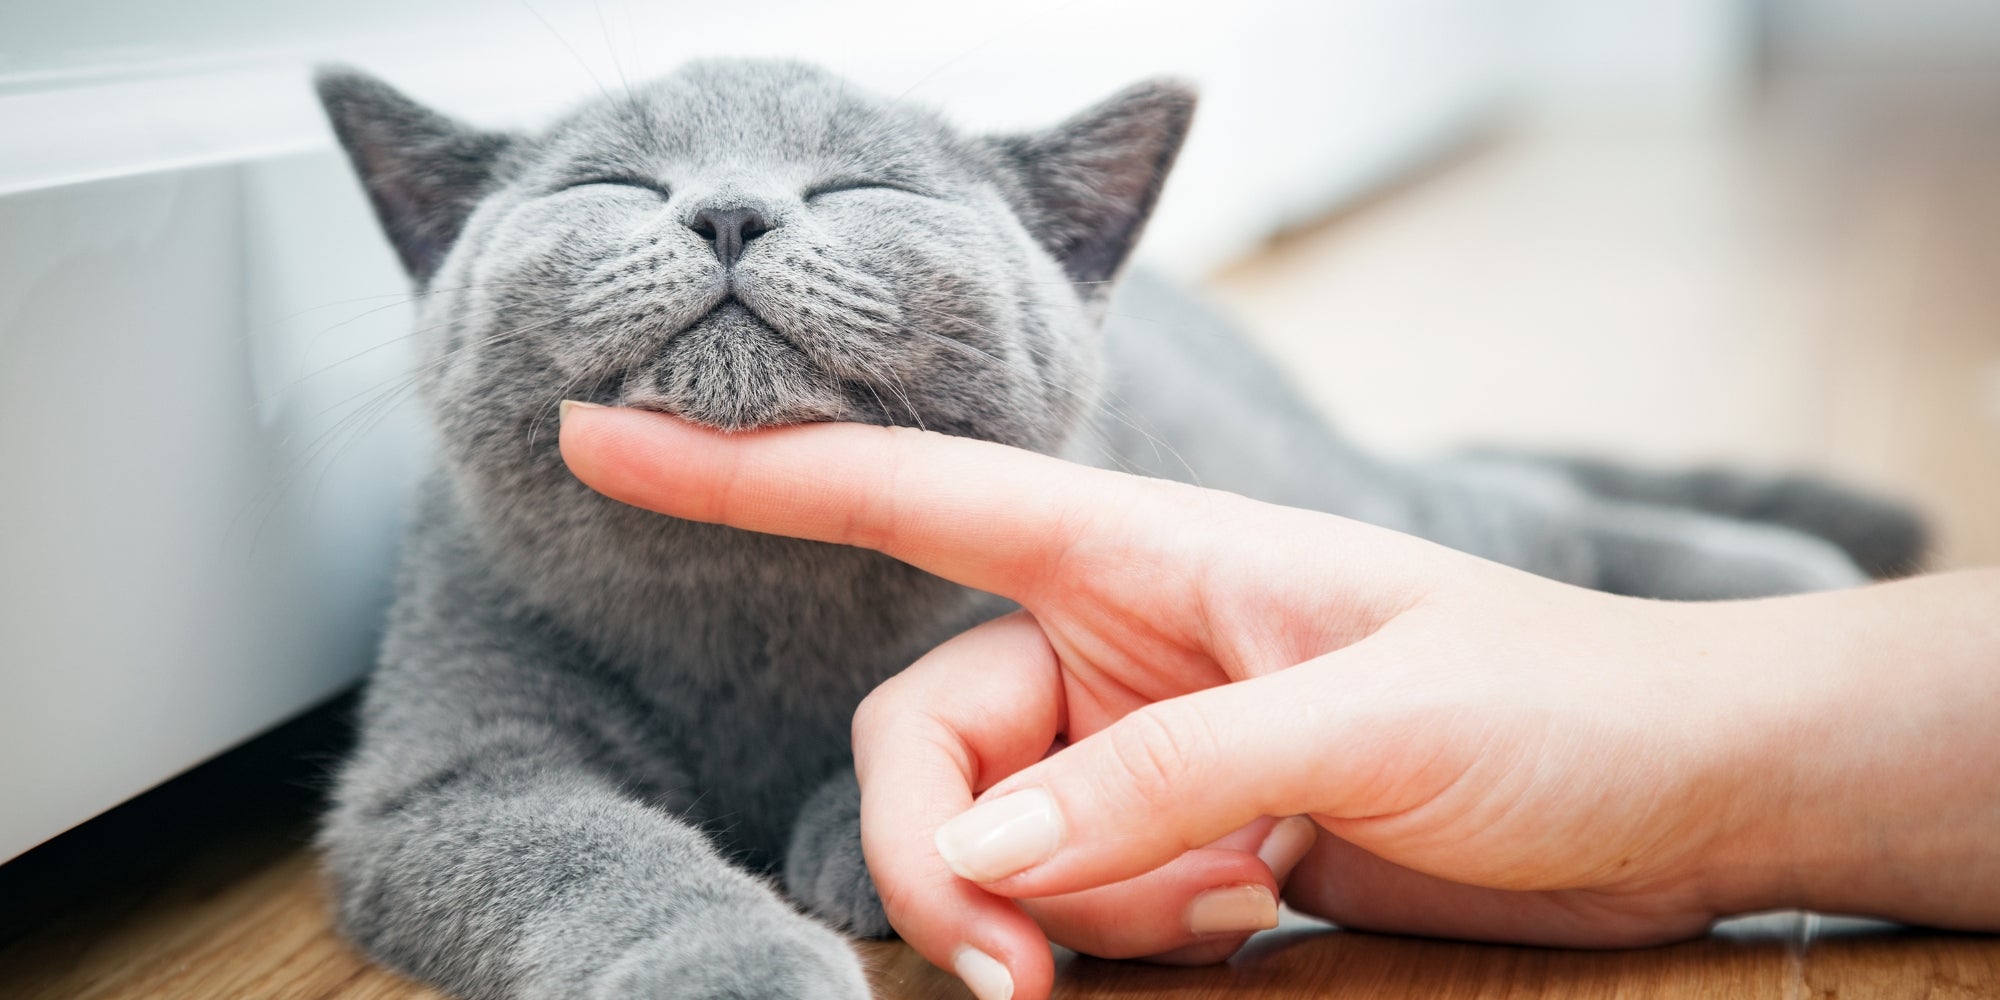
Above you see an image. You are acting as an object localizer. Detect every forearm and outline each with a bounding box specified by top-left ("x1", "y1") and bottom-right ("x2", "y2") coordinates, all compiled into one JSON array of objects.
[{"x1": 1702, "y1": 569, "x2": 2000, "y2": 927}]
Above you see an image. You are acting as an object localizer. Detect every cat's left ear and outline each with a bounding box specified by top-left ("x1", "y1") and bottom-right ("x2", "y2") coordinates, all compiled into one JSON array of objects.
[
  {"x1": 988, "y1": 79, "x2": 1197, "y2": 290},
  {"x1": 315, "y1": 67, "x2": 516, "y2": 283}
]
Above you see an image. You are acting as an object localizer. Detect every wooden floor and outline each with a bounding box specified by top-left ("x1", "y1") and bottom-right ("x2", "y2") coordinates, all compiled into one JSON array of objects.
[
  {"x1": 7, "y1": 834, "x2": 2000, "y2": 1000},
  {"x1": 6, "y1": 67, "x2": 2000, "y2": 1000}
]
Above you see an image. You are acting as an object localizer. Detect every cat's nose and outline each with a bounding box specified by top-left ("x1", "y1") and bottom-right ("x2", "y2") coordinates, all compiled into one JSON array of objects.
[{"x1": 689, "y1": 205, "x2": 770, "y2": 268}]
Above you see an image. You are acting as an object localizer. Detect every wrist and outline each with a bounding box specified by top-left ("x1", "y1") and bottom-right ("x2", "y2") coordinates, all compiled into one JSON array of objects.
[
  {"x1": 1673, "y1": 594, "x2": 1832, "y2": 916},
  {"x1": 1685, "y1": 574, "x2": 2000, "y2": 928}
]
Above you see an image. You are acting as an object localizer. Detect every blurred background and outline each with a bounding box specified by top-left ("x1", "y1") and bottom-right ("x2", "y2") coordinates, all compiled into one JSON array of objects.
[{"x1": 2, "y1": 0, "x2": 1997, "y2": 869}]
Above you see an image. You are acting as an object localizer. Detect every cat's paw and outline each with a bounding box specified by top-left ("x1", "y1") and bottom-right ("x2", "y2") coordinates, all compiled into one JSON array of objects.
[
  {"x1": 784, "y1": 772, "x2": 893, "y2": 938},
  {"x1": 1696, "y1": 524, "x2": 1870, "y2": 598},
  {"x1": 1743, "y1": 474, "x2": 1930, "y2": 579},
  {"x1": 591, "y1": 911, "x2": 870, "y2": 1000}
]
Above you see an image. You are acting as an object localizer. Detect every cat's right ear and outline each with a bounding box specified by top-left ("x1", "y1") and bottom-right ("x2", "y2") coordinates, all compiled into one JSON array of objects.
[
  {"x1": 315, "y1": 67, "x2": 515, "y2": 282},
  {"x1": 984, "y1": 80, "x2": 1197, "y2": 293}
]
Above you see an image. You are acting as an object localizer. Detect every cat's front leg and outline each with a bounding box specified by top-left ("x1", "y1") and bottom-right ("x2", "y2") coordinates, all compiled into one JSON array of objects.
[
  {"x1": 784, "y1": 769, "x2": 893, "y2": 938},
  {"x1": 322, "y1": 537, "x2": 873, "y2": 999},
  {"x1": 588, "y1": 907, "x2": 868, "y2": 1000},
  {"x1": 328, "y1": 733, "x2": 871, "y2": 999}
]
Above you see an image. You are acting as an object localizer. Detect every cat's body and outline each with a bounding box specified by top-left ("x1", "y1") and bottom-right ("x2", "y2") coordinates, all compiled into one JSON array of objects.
[
  {"x1": 315, "y1": 60, "x2": 1916, "y2": 1000},
  {"x1": 1088, "y1": 270, "x2": 1886, "y2": 599}
]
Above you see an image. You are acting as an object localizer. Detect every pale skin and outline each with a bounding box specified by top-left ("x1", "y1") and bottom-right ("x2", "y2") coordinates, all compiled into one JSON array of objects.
[{"x1": 559, "y1": 403, "x2": 2000, "y2": 1000}]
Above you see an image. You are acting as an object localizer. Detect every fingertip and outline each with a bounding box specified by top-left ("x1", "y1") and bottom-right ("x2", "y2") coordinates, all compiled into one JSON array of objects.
[
  {"x1": 1141, "y1": 935, "x2": 1257, "y2": 967},
  {"x1": 1184, "y1": 884, "x2": 1280, "y2": 937},
  {"x1": 923, "y1": 894, "x2": 1053, "y2": 1000},
  {"x1": 1019, "y1": 846, "x2": 1277, "y2": 963},
  {"x1": 556, "y1": 404, "x2": 744, "y2": 525},
  {"x1": 556, "y1": 398, "x2": 600, "y2": 421},
  {"x1": 556, "y1": 402, "x2": 680, "y2": 502},
  {"x1": 991, "y1": 931, "x2": 1056, "y2": 1000},
  {"x1": 555, "y1": 398, "x2": 610, "y2": 480},
  {"x1": 952, "y1": 944, "x2": 1013, "y2": 1000},
  {"x1": 954, "y1": 929, "x2": 1055, "y2": 1000},
  {"x1": 1256, "y1": 815, "x2": 1319, "y2": 884}
]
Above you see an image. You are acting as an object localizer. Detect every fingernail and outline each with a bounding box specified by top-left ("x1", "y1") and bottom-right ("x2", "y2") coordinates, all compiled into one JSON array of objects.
[
  {"x1": 558, "y1": 399, "x2": 602, "y2": 421},
  {"x1": 1256, "y1": 815, "x2": 1318, "y2": 883},
  {"x1": 1185, "y1": 884, "x2": 1280, "y2": 936},
  {"x1": 952, "y1": 945, "x2": 1014, "y2": 1000},
  {"x1": 934, "y1": 788, "x2": 1063, "y2": 883}
]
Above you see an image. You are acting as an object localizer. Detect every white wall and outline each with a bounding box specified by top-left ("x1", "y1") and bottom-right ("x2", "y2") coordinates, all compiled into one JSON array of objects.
[{"x1": 0, "y1": 157, "x2": 428, "y2": 863}]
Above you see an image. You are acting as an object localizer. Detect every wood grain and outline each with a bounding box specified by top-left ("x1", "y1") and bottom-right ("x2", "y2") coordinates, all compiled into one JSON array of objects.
[{"x1": 6, "y1": 844, "x2": 1996, "y2": 1000}]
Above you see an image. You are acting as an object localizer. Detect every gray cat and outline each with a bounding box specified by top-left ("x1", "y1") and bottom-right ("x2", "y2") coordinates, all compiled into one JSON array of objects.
[{"x1": 313, "y1": 59, "x2": 1919, "y2": 1000}]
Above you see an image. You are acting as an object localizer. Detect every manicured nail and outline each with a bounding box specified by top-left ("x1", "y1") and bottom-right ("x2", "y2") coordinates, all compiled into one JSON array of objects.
[
  {"x1": 1256, "y1": 815, "x2": 1318, "y2": 883},
  {"x1": 952, "y1": 945, "x2": 1014, "y2": 1000},
  {"x1": 558, "y1": 399, "x2": 603, "y2": 421},
  {"x1": 934, "y1": 789, "x2": 1063, "y2": 883},
  {"x1": 1185, "y1": 884, "x2": 1279, "y2": 936}
]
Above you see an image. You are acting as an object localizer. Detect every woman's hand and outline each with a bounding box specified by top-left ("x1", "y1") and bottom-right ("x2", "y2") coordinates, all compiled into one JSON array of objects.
[{"x1": 560, "y1": 404, "x2": 2000, "y2": 1000}]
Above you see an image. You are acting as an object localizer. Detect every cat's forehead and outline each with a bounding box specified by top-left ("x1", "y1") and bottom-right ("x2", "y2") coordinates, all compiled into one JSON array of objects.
[{"x1": 537, "y1": 60, "x2": 963, "y2": 181}]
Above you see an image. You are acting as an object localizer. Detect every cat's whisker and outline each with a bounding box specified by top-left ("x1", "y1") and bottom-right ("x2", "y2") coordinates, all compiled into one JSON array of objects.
[
  {"x1": 529, "y1": 362, "x2": 600, "y2": 453},
  {"x1": 1004, "y1": 328, "x2": 1190, "y2": 477},
  {"x1": 900, "y1": 322, "x2": 1162, "y2": 476},
  {"x1": 847, "y1": 353, "x2": 927, "y2": 432},
  {"x1": 300, "y1": 371, "x2": 430, "y2": 516},
  {"x1": 240, "y1": 279, "x2": 568, "y2": 345},
  {"x1": 237, "y1": 312, "x2": 576, "y2": 540},
  {"x1": 230, "y1": 279, "x2": 567, "y2": 394},
  {"x1": 234, "y1": 366, "x2": 428, "y2": 548},
  {"x1": 259, "y1": 286, "x2": 582, "y2": 414},
  {"x1": 257, "y1": 317, "x2": 558, "y2": 533},
  {"x1": 857, "y1": 379, "x2": 896, "y2": 426},
  {"x1": 590, "y1": 0, "x2": 636, "y2": 108},
  {"x1": 890, "y1": 299, "x2": 1204, "y2": 485},
  {"x1": 515, "y1": 0, "x2": 616, "y2": 106},
  {"x1": 290, "y1": 312, "x2": 572, "y2": 434}
]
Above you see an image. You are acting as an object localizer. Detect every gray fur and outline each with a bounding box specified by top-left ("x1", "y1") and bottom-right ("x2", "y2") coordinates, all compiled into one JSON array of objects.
[
  {"x1": 314, "y1": 59, "x2": 1911, "y2": 999},
  {"x1": 1475, "y1": 452, "x2": 1930, "y2": 579}
]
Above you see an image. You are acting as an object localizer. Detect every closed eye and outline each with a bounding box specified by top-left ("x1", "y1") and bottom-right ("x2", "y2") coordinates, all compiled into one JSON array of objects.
[
  {"x1": 561, "y1": 176, "x2": 670, "y2": 198},
  {"x1": 803, "y1": 178, "x2": 927, "y2": 201}
]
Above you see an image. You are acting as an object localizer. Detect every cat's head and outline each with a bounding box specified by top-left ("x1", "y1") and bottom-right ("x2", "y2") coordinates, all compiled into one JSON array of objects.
[{"x1": 316, "y1": 59, "x2": 1193, "y2": 465}]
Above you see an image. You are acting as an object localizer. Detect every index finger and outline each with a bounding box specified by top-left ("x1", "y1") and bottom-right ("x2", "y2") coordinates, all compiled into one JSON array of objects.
[{"x1": 557, "y1": 403, "x2": 1163, "y2": 600}]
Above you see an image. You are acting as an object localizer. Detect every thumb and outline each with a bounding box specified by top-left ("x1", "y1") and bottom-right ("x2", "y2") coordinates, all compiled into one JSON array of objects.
[{"x1": 929, "y1": 653, "x2": 1382, "y2": 900}]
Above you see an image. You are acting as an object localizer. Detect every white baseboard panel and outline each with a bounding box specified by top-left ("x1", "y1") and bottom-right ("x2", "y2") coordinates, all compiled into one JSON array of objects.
[{"x1": 0, "y1": 155, "x2": 428, "y2": 862}]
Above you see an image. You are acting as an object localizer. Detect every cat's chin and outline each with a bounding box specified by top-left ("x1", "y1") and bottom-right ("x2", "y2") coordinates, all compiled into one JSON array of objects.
[
  {"x1": 616, "y1": 301, "x2": 855, "y2": 432},
  {"x1": 615, "y1": 399, "x2": 840, "y2": 433}
]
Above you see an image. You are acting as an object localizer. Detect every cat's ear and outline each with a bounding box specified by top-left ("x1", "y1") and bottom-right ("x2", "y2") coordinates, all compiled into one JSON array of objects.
[
  {"x1": 315, "y1": 67, "x2": 515, "y2": 282},
  {"x1": 988, "y1": 79, "x2": 1196, "y2": 289}
]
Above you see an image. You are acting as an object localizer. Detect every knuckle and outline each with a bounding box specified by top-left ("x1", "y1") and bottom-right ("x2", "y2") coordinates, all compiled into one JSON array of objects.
[
  {"x1": 1100, "y1": 705, "x2": 1214, "y2": 814},
  {"x1": 851, "y1": 670, "x2": 924, "y2": 743},
  {"x1": 871, "y1": 867, "x2": 919, "y2": 922},
  {"x1": 851, "y1": 685, "x2": 894, "y2": 741},
  {"x1": 871, "y1": 849, "x2": 971, "y2": 939}
]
